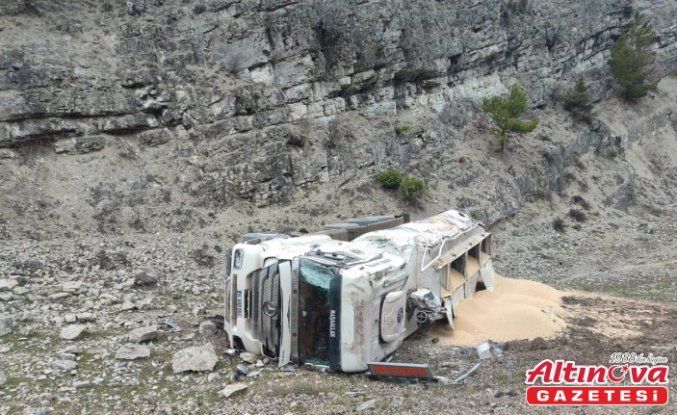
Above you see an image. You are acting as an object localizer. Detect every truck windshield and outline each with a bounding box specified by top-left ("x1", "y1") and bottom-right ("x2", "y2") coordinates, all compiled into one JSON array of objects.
[{"x1": 298, "y1": 258, "x2": 339, "y2": 366}]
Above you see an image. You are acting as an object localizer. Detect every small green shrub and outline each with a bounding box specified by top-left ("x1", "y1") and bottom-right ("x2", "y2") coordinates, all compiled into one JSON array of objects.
[
  {"x1": 400, "y1": 176, "x2": 426, "y2": 202},
  {"x1": 571, "y1": 195, "x2": 591, "y2": 210},
  {"x1": 394, "y1": 124, "x2": 412, "y2": 135},
  {"x1": 376, "y1": 168, "x2": 403, "y2": 190},
  {"x1": 606, "y1": 146, "x2": 619, "y2": 158},
  {"x1": 568, "y1": 209, "x2": 587, "y2": 223},
  {"x1": 552, "y1": 218, "x2": 566, "y2": 233},
  {"x1": 563, "y1": 76, "x2": 594, "y2": 121}
]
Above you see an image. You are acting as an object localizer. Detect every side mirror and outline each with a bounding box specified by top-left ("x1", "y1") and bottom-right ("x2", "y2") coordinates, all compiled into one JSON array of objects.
[{"x1": 224, "y1": 250, "x2": 232, "y2": 276}]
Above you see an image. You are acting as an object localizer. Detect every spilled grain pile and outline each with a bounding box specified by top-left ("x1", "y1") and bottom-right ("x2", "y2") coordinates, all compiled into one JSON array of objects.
[{"x1": 432, "y1": 275, "x2": 567, "y2": 346}]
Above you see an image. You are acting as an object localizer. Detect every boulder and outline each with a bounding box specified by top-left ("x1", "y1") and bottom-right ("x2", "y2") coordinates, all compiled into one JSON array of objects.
[
  {"x1": 172, "y1": 343, "x2": 218, "y2": 373},
  {"x1": 198, "y1": 321, "x2": 217, "y2": 337},
  {"x1": 127, "y1": 325, "x2": 158, "y2": 343},
  {"x1": 115, "y1": 344, "x2": 151, "y2": 360},
  {"x1": 60, "y1": 325, "x2": 87, "y2": 341},
  {"x1": 133, "y1": 272, "x2": 158, "y2": 287}
]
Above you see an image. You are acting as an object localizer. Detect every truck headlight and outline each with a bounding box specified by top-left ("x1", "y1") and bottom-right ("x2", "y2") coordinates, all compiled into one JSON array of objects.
[{"x1": 234, "y1": 249, "x2": 243, "y2": 269}]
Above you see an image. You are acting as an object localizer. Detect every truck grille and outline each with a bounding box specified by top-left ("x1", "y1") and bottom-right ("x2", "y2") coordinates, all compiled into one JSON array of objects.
[{"x1": 257, "y1": 265, "x2": 280, "y2": 357}]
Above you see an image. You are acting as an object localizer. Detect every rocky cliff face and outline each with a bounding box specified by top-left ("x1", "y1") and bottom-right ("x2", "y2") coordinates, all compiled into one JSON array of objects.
[{"x1": 0, "y1": 0, "x2": 676, "y2": 239}]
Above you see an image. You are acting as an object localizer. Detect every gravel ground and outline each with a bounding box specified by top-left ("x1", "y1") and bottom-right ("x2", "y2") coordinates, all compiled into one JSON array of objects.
[{"x1": 1, "y1": 200, "x2": 675, "y2": 414}]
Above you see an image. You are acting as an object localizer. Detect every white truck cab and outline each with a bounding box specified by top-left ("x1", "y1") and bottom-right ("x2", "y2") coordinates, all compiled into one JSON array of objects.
[{"x1": 224, "y1": 210, "x2": 495, "y2": 373}]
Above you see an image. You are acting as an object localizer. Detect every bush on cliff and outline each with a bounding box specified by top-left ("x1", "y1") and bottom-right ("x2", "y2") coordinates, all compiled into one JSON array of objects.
[{"x1": 482, "y1": 84, "x2": 539, "y2": 151}]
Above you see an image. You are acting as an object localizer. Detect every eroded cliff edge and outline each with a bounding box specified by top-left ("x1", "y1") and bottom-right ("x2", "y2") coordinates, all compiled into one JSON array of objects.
[{"x1": 0, "y1": 0, "x2": 675, "y2": 239}]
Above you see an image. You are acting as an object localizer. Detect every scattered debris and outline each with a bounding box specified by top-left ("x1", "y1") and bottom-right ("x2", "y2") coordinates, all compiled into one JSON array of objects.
[
  {"x1": 60, "y1": 325, "x2": 87, "y2": 341},
  {"x1": 440, "y1": 361, "x2": 459, "y2": 370},
  {"x1": 219, "y1": 383, "x2": 248, "y2": 399},
  {"x1": 232, "y1": 363, "x2": 249, "y2": 381},
  {"x1": 356, "y1": 399, "x2": 377, "y2": 412},
  {"x1": 476, "y1": 341, "x2": 503, "y2": 359},
  {"x1": 163, "y1": 319, "x2": 181, "y2": 332},
  {"x1": 279, "y1": 364, "x2": 296, "y2": 372},
  {"x1": 304, "y1": 363, "x2": 329, "y2": 373},
  {"x1": 239, "y1": 352, "x2": 257, "y2": 364},
  {"x1": 454, "y1": 362, "x2": 481, "y2": 384},
  {"x1": 245, "y1": 369, "x2": 262, "y2": 378},
  {"x1": 171, "y1": 343, "x2": 218, "y2": 373},
  {"x1": 116, "y1": 344, "x2": 151, "y2": 360},
  {"x1": 541, "y1": 307, "x2": 558, "y2": 323}
]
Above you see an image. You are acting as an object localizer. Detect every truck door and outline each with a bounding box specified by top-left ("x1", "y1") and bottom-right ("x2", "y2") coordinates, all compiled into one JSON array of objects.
[{"x1": 380, "y1": 291, "x2": 407, "y2": 343}]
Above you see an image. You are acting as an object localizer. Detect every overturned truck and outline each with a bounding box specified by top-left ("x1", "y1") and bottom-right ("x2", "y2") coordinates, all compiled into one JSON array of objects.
[{"x1": 224, "y1": 210, "x2": 495, "y2": 373}]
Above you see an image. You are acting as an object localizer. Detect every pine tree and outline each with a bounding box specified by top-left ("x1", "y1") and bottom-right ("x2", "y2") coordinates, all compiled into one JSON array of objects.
[
  {"x1": 610, "y1": 13, "x2": 657, "y2": 100},
  {"x1": 563, "y1": 76, "x2": 593, "y2": 121},
  {"x1": 481, "y1": 84, "x2": 539, "y2": 151}
]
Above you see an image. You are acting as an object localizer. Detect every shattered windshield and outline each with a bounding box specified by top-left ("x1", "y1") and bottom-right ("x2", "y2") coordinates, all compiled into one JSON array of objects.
[{"x1": 298, "y1": 258, "x2": 338, "y2": 366}]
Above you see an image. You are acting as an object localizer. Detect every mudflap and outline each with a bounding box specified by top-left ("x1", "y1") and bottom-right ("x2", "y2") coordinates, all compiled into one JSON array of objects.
[
  {"x1": 480, "y1": 261, "x2": 495, "y2": 291},
  {"x1": 444, "y1": 298, "x2": 454, "y2": 329}
]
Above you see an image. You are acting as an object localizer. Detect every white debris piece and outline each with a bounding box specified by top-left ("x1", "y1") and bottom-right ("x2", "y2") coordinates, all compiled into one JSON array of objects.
[{"x1": 219, "y1": 384, "x2": 248, "y2": 399}]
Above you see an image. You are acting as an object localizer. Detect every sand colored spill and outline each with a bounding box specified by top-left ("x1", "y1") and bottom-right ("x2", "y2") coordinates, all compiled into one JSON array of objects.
[{"x1": 432, "y1": 275, "x2": 567, "y2": 346}]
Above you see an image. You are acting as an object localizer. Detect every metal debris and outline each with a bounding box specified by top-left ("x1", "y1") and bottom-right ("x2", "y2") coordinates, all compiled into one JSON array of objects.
[
  {"x1": 454, "y1": 362, "x2": 481, "y2": 384},
  {"x1": 476, "y1": 341, "x2": 503, "y2": 359},
  {"x1": 162, "y1": 319, "x2": 181, "y2": 332},
  {"x1": 219, "y1": 383, "x2": 248, "y2": 399},
  {"x1": 232, "y1": 363, "x2": 249, "y2": 381}
]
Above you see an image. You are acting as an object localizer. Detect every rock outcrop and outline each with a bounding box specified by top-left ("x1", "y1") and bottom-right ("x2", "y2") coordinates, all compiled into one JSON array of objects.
[{"x1": 0, "y1": 0, "x2": 675, "y2": 238}]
